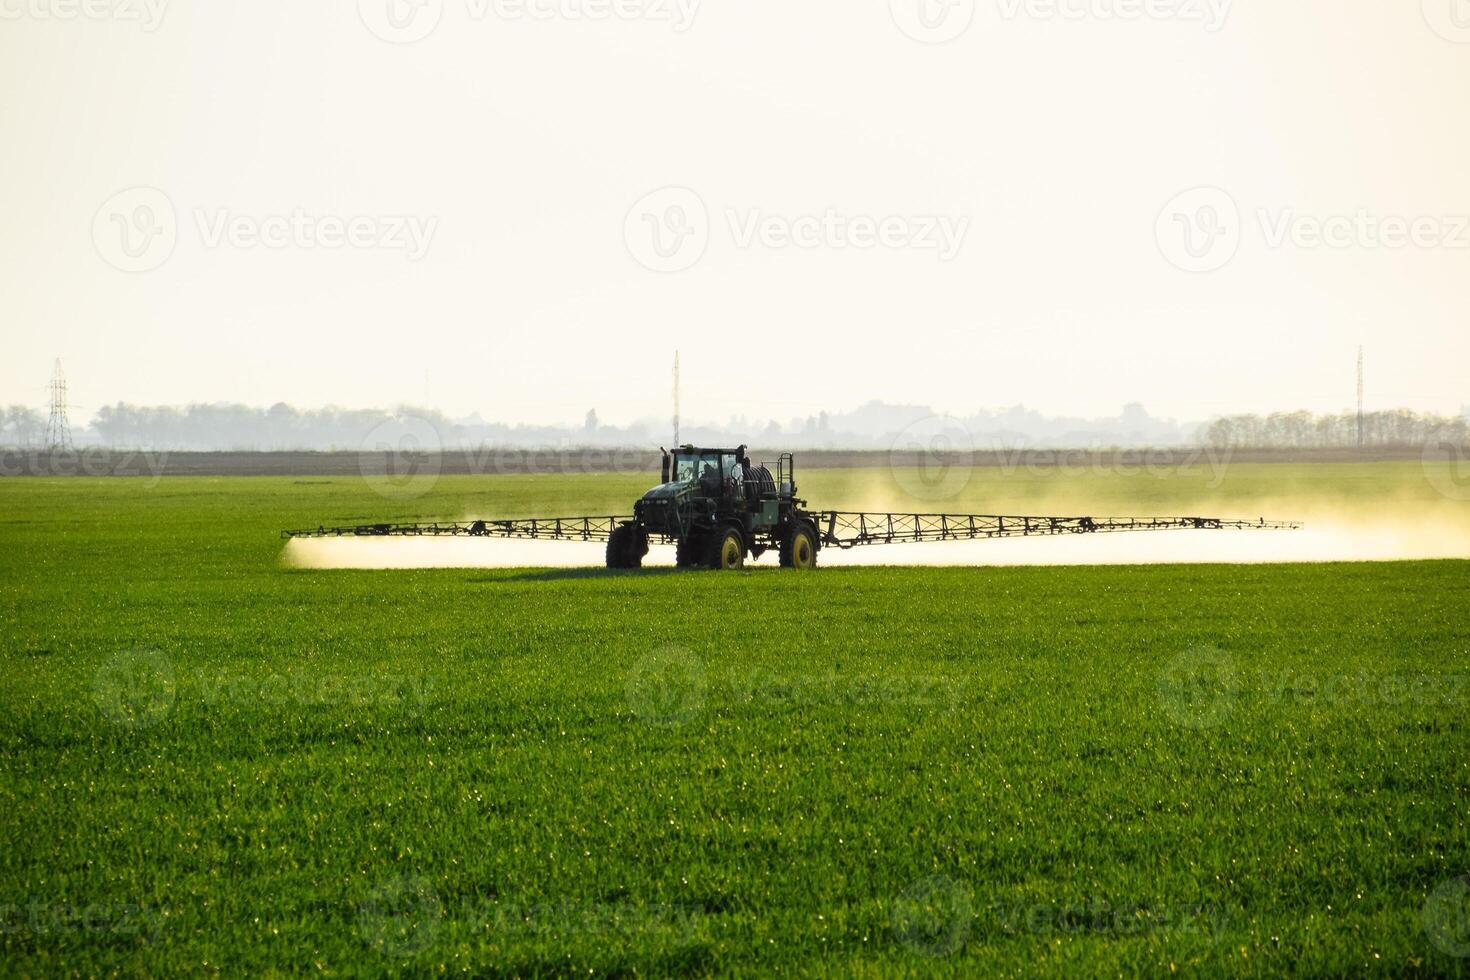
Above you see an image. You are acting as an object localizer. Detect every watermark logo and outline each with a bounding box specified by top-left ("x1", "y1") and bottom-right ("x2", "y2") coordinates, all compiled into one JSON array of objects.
[
  {"x1": 997, "y1": 0, "x2": 1232, "y2": 31},
  {"x1": 0, "y1": 0, "x2": 169, "y2": 30},
  {"x1": 625, "y1": 187, "x2": 970, "y2": 273},
  {"x1": 891, "y1": 875, "x2": 973, "y2": 957},
  {"x1": 1424, "y1": 875, "x2": 1470, "y2": 958},
  {"x1": 1159, "y1": 186, "x2": 1470, "y2": 272},
  {"x1": 624, "y1": 186, "x2": 709, "y2": 273},
  {"x1": 358, "y1": 415, "x2": 444, "y2": 500},
  {"x1": 890, "y1": 0, "x2": 975, "y2": 43},
  {"x1": 359, "y1": 876, "x2": 443, "y2": 957},
  {"x1": 1422, "y1": 429, "x2": 1470, "y2": 502},
  {"x1": 626, "y1": 645, "x2": 707, "y2": 725},
  {"x1": 1156, "y1": 186, "x2": 1240, "y2": 273},
  {"x1": 93, "y1": 188, "x2": 437, "y2": 272},
  {"x1": 1157, "y1": 645, "x2": 1238, "y2": 729},
  {"x1": 359, "y1": 0, "x2": 699, "y2": 40},
  {"x1": 1257, "y1": 209, "x2": 1470, "y2": 252},
  {"x1": 0, "y1": 448, "x2": 169, "y2": 484},
  {"x1": 889, "y1": 415, "x2": 975, "y2": 502},
  {"x1": 93, "y1": 648, "x2": 177, "y2": 730},
  {"x1": 193, "y1": 209, "x2": 437, "y2": 260},
  {"x1": 359, "y1": 0, "x2": 444, "y2": 43},
  {"x1": 727, "y1": 209, "x2": 969, "y2": 261},
  {"x1": 93, "y1": 187, "x2": 178, "y2": 274},
  {"x1": 0, "y1": 900, "x2": 165, "y2": 944},
  {"x1": 1422, "y1": 0, "x2": 1470, "y2": 43}
]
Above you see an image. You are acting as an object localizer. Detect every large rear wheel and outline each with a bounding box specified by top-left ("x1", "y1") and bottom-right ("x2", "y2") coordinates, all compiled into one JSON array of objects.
[
  {"x1": 704, "y1": 527, "x2": 745, "y2": 571},
  {"x1": 779, "y1": 523, "x2": 818, "y2": 570}
]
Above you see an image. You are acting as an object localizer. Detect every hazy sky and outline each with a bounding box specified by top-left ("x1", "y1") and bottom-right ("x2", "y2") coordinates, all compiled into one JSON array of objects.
[{"x1": 2, "y1": 1, "x2": 1467, "y2": 427}]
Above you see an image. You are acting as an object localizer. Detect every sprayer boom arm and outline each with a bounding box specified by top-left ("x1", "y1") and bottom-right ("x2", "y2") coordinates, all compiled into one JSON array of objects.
[
  {"x1": 813, "y1": 513, "x2": 1300, "y2": 550},
  {"x1": 282, "y1": 513, "x2": 1300, "y2": 547}
]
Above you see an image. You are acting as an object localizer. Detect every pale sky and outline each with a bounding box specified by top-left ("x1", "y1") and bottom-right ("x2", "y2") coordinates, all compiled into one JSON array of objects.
[{"x1": 2, "y1": 1, "x2": 1467, "y2": 427}]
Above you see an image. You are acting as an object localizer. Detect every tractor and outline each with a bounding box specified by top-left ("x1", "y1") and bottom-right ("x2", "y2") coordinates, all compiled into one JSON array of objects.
[{"x1": 607, "y1": 446, "x2": 818, "y2": 570}]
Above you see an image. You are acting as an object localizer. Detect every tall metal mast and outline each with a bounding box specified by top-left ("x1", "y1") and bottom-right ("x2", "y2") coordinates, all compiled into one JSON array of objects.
[{"x1": 45, "y1": 358, "x2": 74, "y2": 452}]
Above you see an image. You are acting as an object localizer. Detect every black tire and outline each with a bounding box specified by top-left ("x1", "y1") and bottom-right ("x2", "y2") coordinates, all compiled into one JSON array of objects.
[
  {"x1": 606, "y1": 524, "x2": 646, "y2": 569},
  {"x1": 704, "y1": 526, "x2": 745, "y2": 571},
  {"x1": 675, "y1": 534, "x2": 701, "y2": 569},
  {"x1": 779, "y1": 523, "x2": 818, "y2": 570}
]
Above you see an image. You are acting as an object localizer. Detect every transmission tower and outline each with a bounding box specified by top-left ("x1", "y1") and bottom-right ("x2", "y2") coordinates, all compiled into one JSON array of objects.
[
  {"x1": 1356, "y1": 346, "x2": 1364, "y2": 449},
  {"x1": 45, "y1": 358, "x2": 74, "y2": 452},
  {"x1": 672, "y1": 350, "x2": 681, "y2": 447}
]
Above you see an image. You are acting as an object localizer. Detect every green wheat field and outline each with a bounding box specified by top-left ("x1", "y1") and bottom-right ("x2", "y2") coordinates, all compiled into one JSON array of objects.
[{"x1": 2, "y1": 461, "x2": 1468, "y2": 976}]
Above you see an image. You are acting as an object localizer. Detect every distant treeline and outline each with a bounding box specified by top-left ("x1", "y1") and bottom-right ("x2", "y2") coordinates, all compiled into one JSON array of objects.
[
  {"x1": 1202, "y1": 410, "x2": 1469, "y2": 449},
  {"x1": 1, "y1": 401, "x2": 1465, "y2": 451}
]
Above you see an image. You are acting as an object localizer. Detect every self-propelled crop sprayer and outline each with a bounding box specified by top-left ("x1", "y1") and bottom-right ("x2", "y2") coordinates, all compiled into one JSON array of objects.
[{"x1": 281, "y1": 446, "x2": 1301, "y2": 570}]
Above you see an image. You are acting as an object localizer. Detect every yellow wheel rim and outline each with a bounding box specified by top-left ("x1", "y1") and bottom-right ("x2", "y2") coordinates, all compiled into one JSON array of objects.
[
  {"x1": 721, "y1": 537, "x2": 741, "y2": 568},
  {"x1": 793, "y1": 535, "x2": 814, "y2": 569}
]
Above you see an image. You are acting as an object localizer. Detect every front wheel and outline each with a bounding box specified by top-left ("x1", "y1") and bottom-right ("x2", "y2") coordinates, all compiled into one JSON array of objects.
[
  {"x1": 779, "y1": 524, "x2": 818, "y2": 570},
  {"x1": 675, "y1": 534, "x2": 702, "y2": 569},
  {"x1": 606, "y1": 524, "x2": 647, "y2": 569},
  {"x1": 704, "y1": 527, "x2": 745, "y2": 571}
]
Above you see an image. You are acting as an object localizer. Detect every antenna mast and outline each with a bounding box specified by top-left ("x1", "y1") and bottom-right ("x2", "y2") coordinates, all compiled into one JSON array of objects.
[
  {"x1": 46, "y1": 358, "x2": 74, "y2": 452},
  {"x1": 673, "y1": 350, "x2": 681, "y2": 447},
  {"x1": 1356, "y1": 346, "x2": 1364, "y2": 449}
]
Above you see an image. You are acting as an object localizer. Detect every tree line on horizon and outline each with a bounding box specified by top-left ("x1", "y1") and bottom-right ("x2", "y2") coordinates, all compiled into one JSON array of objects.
[
  {"x1": 1202, "y1": 409, "x2": 1469, "y2": 450},
  {"x1": 0, "y1": 402, "x2": 1466, "y2": 451}
]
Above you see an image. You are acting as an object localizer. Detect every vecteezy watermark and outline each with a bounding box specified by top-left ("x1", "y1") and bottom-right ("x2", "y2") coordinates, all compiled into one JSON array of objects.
[
  {"x1": 727, "y1": 209, "x2": 969, "y2": 261},
  {"x1": 358, "y1": 877, "x2": 701, "y2": 957},
  {"x1": 94, "y1": 649, "x2": 438, "y2": 729},
  {"x1": 358, "y1": 415, "x2": 444, "y2": 501},
  {"x1": 624, "y1": 187, "x2": 971, "y2": 273},
  {"x1": 1158, "y1": 651, "x2": 1469, "y2": 727},
  {"x1": 891, "y1": 877, "x2": 1226, "y2": 957},
  {"x1": 473, "y1": 898, "x2": 700, "y2": 941},
  {"x1": 626, "y1": 645, "x2": 708, "y2": 726},
  {"x1": 1257, "y1": 209, "x2": 1470, "y2": 252},
  {"x1": 996, "y1": 0, "x2": 1232, "y2": 31},
  {"x1": 358, "y1": 0, "x2": 445, "y2": 43},
  {"x1": 359, "y1": 876, "x2": 444, "y2": 958},
  {"x1": 981, "y1": 443, "x2": 1236, "y2": 489},
  {"x1": 1421, "y1": 427, "x2": 1470, "y2": 502},
  {"x1": 358, "y1": 0, "x2": 700, "y2": 43},
  {"x1": 92, "y1": 187, "x2": 437, "y2": 273},
  {"x1": 93, "y1": 648, "x2": 177, "y2": 730},
  {"x1": 193, "y1": 209, "x2": 436, "y2": 260},
  {"x1": 195, "y1": 672, "x2": 438, "y2": 711},
  {"x1": 623, "y1": 187, "x2": 709, "y2": 274},
  {"x1": 0, "y1": 0, "x2": 169, "y2": 30},
  {"x1": 626, "y1": 648, "x2": 961, "y2": 727},
  {"x1": 891, "y1": 876, "x2": 974, "y2": 957},
  {"x1": 1422, "y1": 0, "x2": 1470, "y2": 43},
  {"x1": 890, "y1": 0, "x2": 976, "y2": 44},
  {"x1": 889, "y1": 415, "x2": 976, "y2": 503},
  {"x1": 1155, "y1": 186, "x2": 1241, "y2": 274},
  {"x1": 93, "y1": 187, "x2": 178, "y2": 274},
  {"x1": 1157, "y1": 186, "x2": 1470, "y2": 273},
  {"x1": 987, "y1": 896, "x2": 1228, "y2": 938},
  {"x1": 1157, "y1": 646, "x2": 1239, "y2": 729},
  {"x1": 1253, "y1": 669, "x2": 1468, "y2": 707},
  {"x1": 0, "y1": 447, "x2": 169, "y2": 484},
  {"x1": 1424, "y1": 875, "x2": 1470, "y2": 958},
  {"x1": 0, "y1": 900, "x2": 165, "y2": 944}
]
